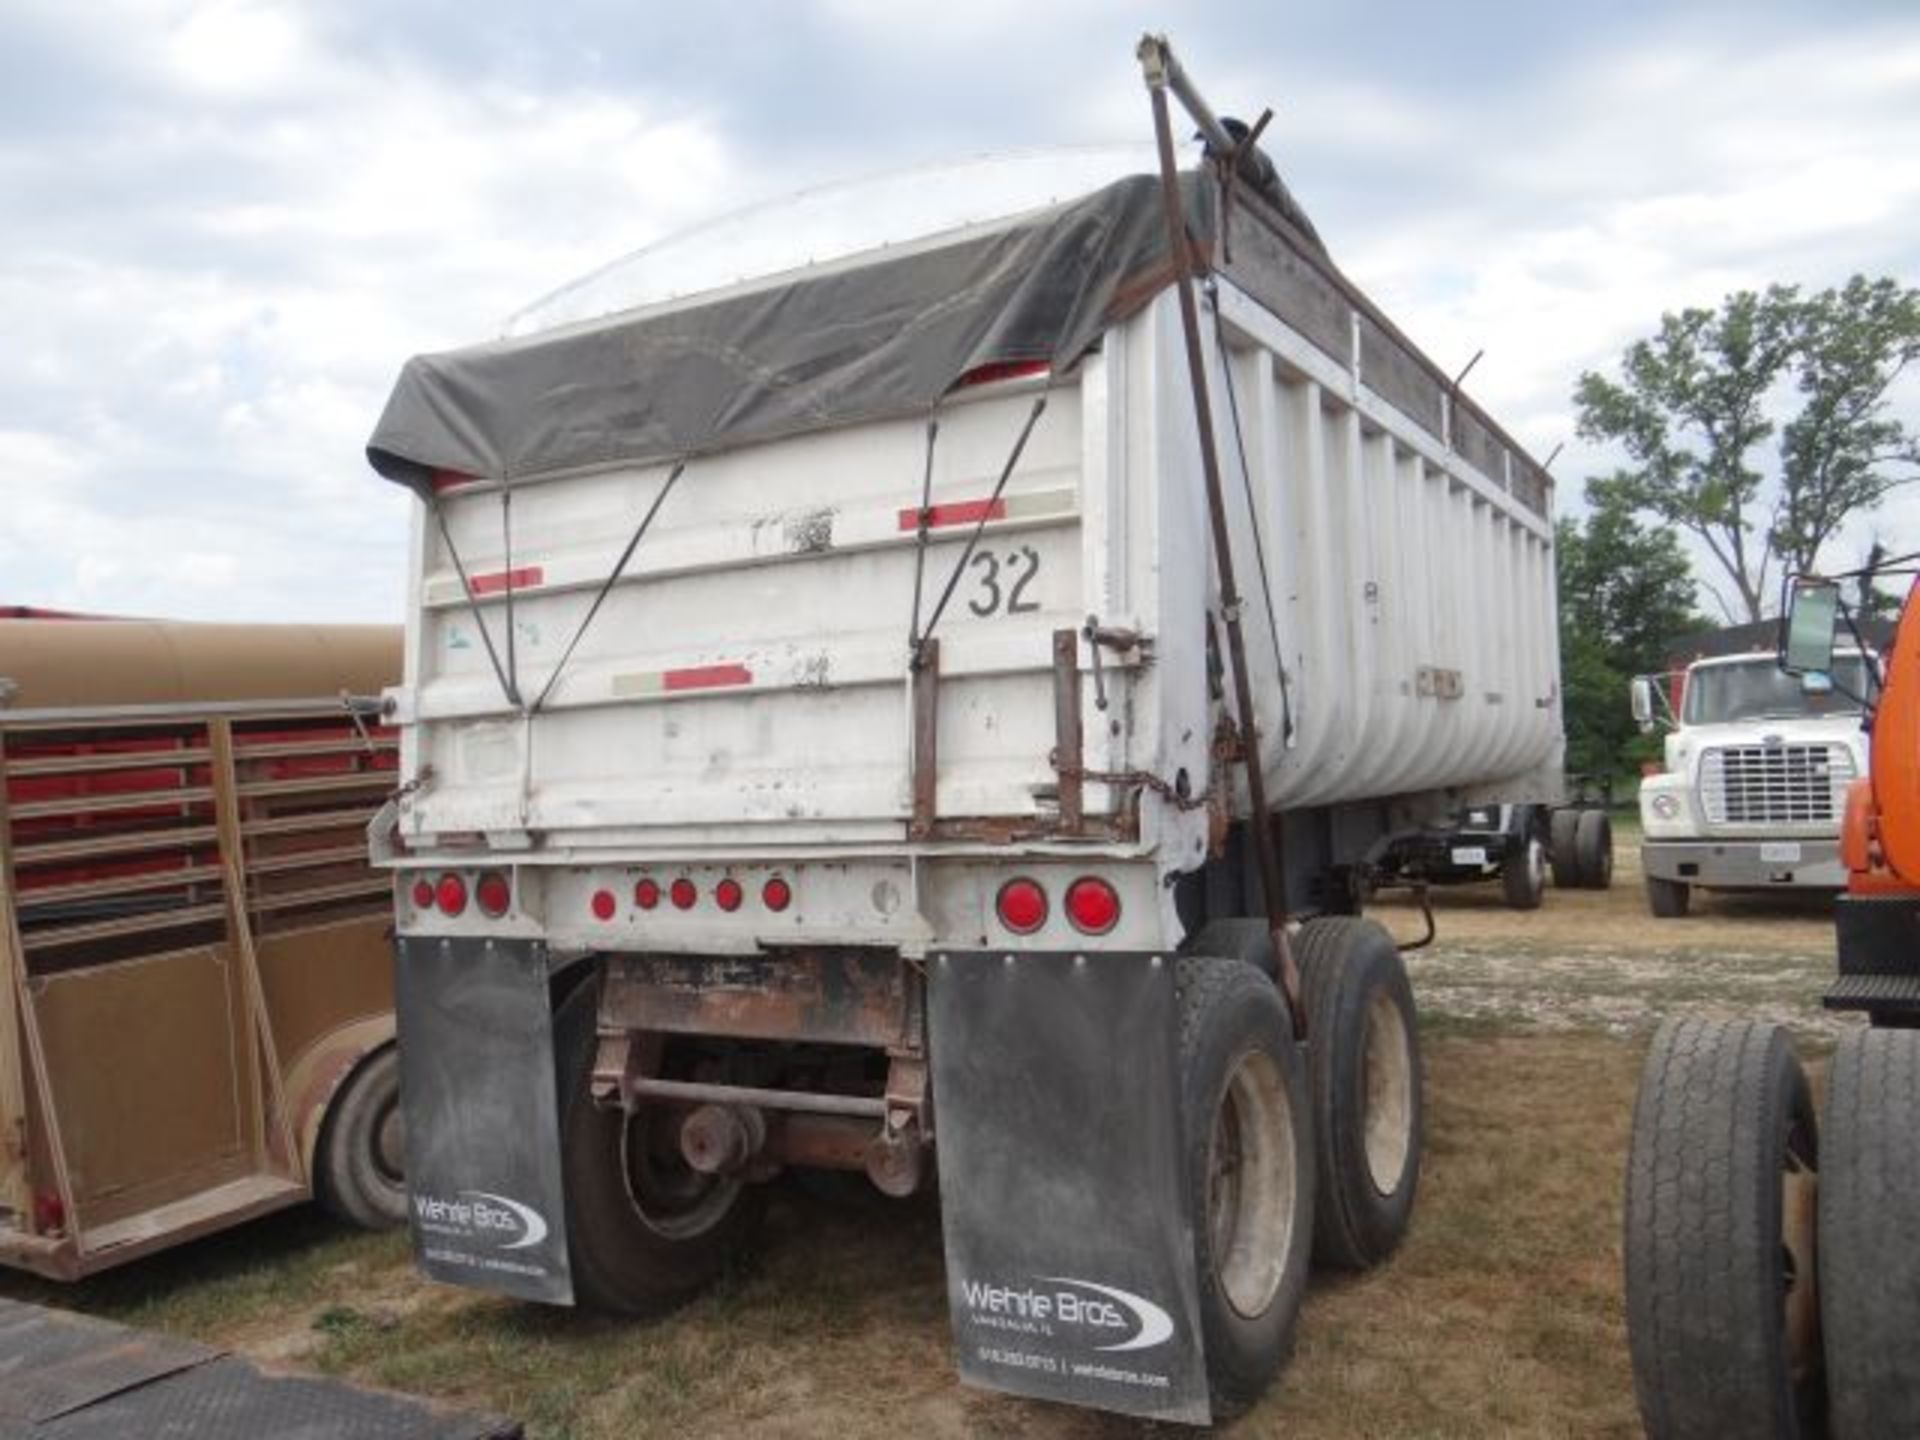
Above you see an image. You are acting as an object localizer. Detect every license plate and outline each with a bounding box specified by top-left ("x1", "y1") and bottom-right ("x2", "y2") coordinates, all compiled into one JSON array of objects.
[
  {"x1": 1451, "y1": 846, "x2": 1488, "y2": 867},
  {"x1": 1760, "y1": 841, "x2": 1802, "y2": 863}
]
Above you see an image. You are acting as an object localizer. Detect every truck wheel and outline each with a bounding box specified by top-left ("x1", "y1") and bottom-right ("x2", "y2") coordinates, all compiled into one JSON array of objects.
[
  {"x1": 315, "y1": 1045, "x2": 407, "y2": 1230},
  {"x1": 1574, "y1": 810, "x2": 1614, "y2": 889},
  {"x1": 1175, "y1": 957, "x2": 1314, "y2": 1420},
  {"x1": 1501, "y1": 836, "x2": 1546, "y2": 910},
  {"x1": 554, "y1": 978, "x2": 764, "y2": 1315},
  {"x1": 1820, "y1": 1027, "x2": 1920, "y2": 1438},
  {"x1": 1646, "y1": 874, "x2": 1691, "y2": 918},
  {"x1": 1549, "y1": 809, "x2": 1582, "y2": 888},
  {"x1": 1624, "y1": 1018, "x2": 1821, "y2": 1439},
  {"x1": 1181, "y1": 917, "x2": 1276, "y2": 976},
  {"x1": 1294, "y1": 918, "x2": 1423, "y2": 1269}
]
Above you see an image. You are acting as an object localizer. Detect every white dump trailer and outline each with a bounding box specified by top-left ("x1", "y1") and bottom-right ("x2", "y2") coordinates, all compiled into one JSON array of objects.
[{"x1": 365, "y1": 38, "x2": 1560, "y2": 1425}]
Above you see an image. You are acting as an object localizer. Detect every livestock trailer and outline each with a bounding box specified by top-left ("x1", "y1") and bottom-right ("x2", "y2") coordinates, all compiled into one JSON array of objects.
[
  {"x1": 364, "y1": 37, "x2": 1561, "y2": 1423},
  {"x1": 0, "y1": 619, "x2": 405, "y2": 1279}
]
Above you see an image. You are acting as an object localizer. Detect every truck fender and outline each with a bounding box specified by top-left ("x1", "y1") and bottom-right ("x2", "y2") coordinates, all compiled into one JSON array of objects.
[{"x1": 282, "y1": 1013, "x2": 399, "y2": 1184}]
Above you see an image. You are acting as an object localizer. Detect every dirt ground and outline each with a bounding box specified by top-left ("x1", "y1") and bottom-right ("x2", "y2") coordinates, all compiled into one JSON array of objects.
[
  {"x1": 0, "y1": 829, "x2": 1852, "y2": 1438},
  {"x1": 1372, "y1": 836, "x2": 1846, "y2": 1044}
]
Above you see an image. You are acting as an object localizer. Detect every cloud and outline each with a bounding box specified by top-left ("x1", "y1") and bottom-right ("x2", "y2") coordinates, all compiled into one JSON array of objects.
[{"x1": 1, "y1": 0, "x2": 1915, "y2": 626}]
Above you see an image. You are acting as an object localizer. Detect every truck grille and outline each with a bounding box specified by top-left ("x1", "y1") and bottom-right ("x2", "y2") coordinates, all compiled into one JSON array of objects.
[{"x1": 1699, "y1": 744, "x2": 1854, "y2": 826}]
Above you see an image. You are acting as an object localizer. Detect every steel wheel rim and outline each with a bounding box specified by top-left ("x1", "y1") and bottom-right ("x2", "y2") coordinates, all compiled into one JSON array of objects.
[
  {"x1": 372, "y1": 1098, "x2": 406, "y2": 1184},
  {"x1": 1528, "y1": 838, "x2": 1546, "y2": 892},
  {"x1": 1207, "y1": 1046, "x2": 1296, "y2": 1320},
  {"x1": 619, "y1": 1107, "x2": 740, "y2": 1240},
  {"x1": 1362, "y1": 986, "x2": 1414, "y2": 1195},
  {"x1": 1780, "y1": 1119, "x2": 1820, "y2": 1387}
]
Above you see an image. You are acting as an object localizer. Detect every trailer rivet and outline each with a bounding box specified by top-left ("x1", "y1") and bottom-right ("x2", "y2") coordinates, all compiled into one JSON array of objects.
[
  {"x1": 1074, "y1": 954, "x2": 1087, "y2": 968},
  {"x1": 1003, "y1": 954, "x2": 1015, "y2": 967},
  {"x1": 1150, "y1": 954, "x2": 1163, "y2": 968}
]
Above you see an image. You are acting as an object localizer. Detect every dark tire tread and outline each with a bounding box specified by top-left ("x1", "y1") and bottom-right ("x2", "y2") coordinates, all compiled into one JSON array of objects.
[
  {"x1": 1624, "y1": 1017, "x2": 1817, "y2": 1439},
  {"x1": 1292, "y1": 917, "x2": 1423, "y2": 1270},
  {"x1": 1821, "y1": 1027, "x2": 1920, "y2": 1438}
]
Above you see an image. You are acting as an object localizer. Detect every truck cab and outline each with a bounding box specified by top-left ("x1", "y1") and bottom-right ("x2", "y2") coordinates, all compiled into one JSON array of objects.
[{"x1": 1633, "y1": 647, "x2": 1875, "y2": 916}]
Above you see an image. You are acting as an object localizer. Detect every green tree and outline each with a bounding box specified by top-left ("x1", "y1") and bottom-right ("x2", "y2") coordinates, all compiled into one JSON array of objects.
[
  {"x1": 1575, "y1": 276, "x2": 1920, "y2": 624},
  {"x1": 1556, "y1": 494, "x2": 1704, "y2": 780}
]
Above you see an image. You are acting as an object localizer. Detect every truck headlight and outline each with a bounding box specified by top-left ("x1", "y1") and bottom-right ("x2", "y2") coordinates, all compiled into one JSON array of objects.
[{"x1": 1650, "y1": 793, "x2": 1680, "y2": 821}]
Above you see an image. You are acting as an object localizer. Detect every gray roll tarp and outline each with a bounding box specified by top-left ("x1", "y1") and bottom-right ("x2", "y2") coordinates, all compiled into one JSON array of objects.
[{"x1": 366, "y1": 174, "x2": 1215, "y2": 494}]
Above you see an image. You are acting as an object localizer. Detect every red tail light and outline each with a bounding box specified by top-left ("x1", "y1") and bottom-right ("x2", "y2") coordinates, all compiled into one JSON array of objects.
[
  {"x1": 1064, "y1": 876, "x2": 1120, "y2": 934},
  {"x1": 476, "y1": 871, "x2": 511, "y2": 917},
  {"x1": 411, "y1": 878, "x2": 435, "y2": 910},
  {"x1": 436, "y1": 873, "x2": 468, "y2": 916},
  {"x1": 670, "y1": 878, "x2": 698, "y2": 910},
  {"x1": 763, "y1": 877, "x2": 792, "y2": 912},
  {"x1": 715, "y1": 878, "x2": 743, "y2": 912},
  {"x1": 591, "y1": 889, "x2": 617, "y2": 921},
  {"x1": 635, "y1": 878, "x2": 661, "y2": 910},
  {"x1": 996, "y1": 878, "x2": 1048, "y2": 935}
]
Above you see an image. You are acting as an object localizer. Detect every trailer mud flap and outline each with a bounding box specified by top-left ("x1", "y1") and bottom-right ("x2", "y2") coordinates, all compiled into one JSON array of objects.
[
  {"x1": 927, "y1": 951, "x2": 1210, "y2": 1424},
  {"x1": 394, "y1": 937, "x2": 573, "y2": 1305}
]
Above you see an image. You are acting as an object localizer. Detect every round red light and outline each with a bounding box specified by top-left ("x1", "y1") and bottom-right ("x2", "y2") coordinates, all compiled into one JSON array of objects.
[
  {"x1": 1064, "y1": 876, "x2": 1121, "y2": 935},
  {"x1": 411, "y1": 878, "x2": 435, "y2": 910},
  {"x1": 476, "y1": 871, "x2": 511, "y2": 917},
  {"x1": 635, "y1": 878, "x2": 661, "y2": 910},
  {"x1": 763, "y1": 877, "x2": 792, "y2": 912},
  {"x1": 996, "y1": 878, "x2": 1048, "y2": 935},
  {"x1": 436, "y1": 873, "x2": 468, "y2": 916},
  {"x1": 715, "y1": 878, "x2": 743, "y2": 912},
  {"x1": 670, "y1": 878, "x2": 698, "y2": 910},
  {"x1": 591, "y1": 889, "x2": 617, "y2": 921}
]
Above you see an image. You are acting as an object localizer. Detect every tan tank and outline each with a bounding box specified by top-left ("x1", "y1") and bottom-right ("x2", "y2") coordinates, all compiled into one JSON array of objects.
[{"x1": 0, "y1": 620, "x2": 401, "y2": 709}]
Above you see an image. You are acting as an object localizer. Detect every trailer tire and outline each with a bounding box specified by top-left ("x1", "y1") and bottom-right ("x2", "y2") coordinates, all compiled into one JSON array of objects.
[
  {"x1": 1574, "y1": 810, "x2": 1614, "y2": 889},
  {"x1": 554, "y1": 978, "x2": 764, "y2": 1316},
  {"x1": 1294, "y1": 918, "x2": 1423, "y2": 1270},
  {"x1": 1501, "y1": 835, "x2": 1546, "y2": 910},
  {"x1": 1646, "y1": 874, "x2": 1691, "y2": 918},
  {"x1": 1821, "y1": 1027, "x2": 1920, "y2": 1438},
  {"x1": 1624, "y1": 1018, "x2": 1821, "y2": 1440},
  {"x1": 1181, "y1": 918, "x2": 1276, "y2": 976},
  {"x1": 315, "y1": 1045, "x2": 407, "y2": 1231},
  {"x1": 1549, "y1": 809, "x2": 1582, "y2": 888},
  {"x1": 1176, "y1": 957, "x2": 1314, "y2": 1420}
]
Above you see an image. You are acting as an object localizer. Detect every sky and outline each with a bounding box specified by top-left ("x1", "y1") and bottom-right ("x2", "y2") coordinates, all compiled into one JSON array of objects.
[{"x1": 3, "y1": 0, "x2": 1917, "y2": 624}]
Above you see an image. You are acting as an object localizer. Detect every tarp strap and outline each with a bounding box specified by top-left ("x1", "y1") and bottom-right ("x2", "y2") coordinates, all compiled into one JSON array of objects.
[
  {"x1": 431, "y1": 502, "x2": 524, "y2": 711},
  {"x1": 1209, "y1": 279, "x2": 1294, "y2": 746},
  {"x1": 501, "y1": 484, "x2": 519, "y2": 703},
  {"x1": 906, "y1": 415, "x2": 941, "y2": 656},
  {"x1": 528, "y1": 461, "x2": 686, "y2": 714},
  {"x1": 913, "y1": 395, "x2": 1047, "y2": 666}
]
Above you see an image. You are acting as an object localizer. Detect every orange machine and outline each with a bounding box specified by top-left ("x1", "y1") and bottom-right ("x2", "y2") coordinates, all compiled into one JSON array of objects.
[{"x1": 1817, "y1": 576, "x2": 1920, "y2": 1022}]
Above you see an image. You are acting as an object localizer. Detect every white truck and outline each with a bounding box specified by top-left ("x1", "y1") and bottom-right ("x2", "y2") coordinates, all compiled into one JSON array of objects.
[
  {"x1": 1632, "y1": 647, "x2": 1875, "y2": 916},
  {"x1": 363, "y1": 38, "x2": 1563, "y2": 1425}
]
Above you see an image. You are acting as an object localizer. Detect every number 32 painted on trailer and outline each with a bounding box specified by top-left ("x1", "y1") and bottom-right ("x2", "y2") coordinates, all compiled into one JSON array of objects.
[{"x1": 968, "y1": 547, "x2": 1042, "y2": 617}]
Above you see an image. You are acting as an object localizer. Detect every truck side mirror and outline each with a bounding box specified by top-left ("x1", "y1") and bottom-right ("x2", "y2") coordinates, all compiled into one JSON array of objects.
[
  {"x1": 1630, "y1": 676, "x2": 1654, "y2": 730},
  {"x1": 1781, "y1": 580, "x2": 1841, "y2": 676}
]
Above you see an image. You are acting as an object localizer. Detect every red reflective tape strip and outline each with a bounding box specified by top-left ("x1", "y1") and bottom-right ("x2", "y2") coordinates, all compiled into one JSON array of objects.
[
  {"x1": 470, "y1": 566, "x2": 544, "y2": 595},
  {"x1": 663, "y1": 663, "x2": 753, "y2": 692},
  {"x1": 897, "y1": 498, "x2": 1008, "y2": 532}
]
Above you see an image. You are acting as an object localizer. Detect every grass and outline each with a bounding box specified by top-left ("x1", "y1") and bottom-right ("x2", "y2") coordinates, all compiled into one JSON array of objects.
[
  {"x1": 0, "y1": 1025, "x2": 1646, "y2": 1439},
  {"x1": 2, "y1": 869, "x2": 1838, "y2": 1437}
]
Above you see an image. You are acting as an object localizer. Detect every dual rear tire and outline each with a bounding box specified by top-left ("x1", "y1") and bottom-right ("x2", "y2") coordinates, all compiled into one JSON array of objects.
[
  {"x1": 1165, "y1": 921, "x2": 1426, "y2": 1418},
  {"x1": 1549, "y1": 808, "x2": 1615, "y2": 891}
]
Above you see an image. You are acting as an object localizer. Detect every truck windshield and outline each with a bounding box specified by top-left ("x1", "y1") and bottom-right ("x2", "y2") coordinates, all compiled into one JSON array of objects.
[{"x1": 1683, "y1": 655, "x2": 1876, "y2": 724}]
